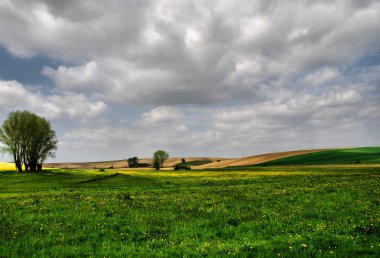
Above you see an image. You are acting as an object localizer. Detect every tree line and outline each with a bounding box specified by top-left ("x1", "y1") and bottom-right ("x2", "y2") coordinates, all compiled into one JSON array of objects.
[{"x1": 0, "y1": 111, "x2": 58, "y2": 172}]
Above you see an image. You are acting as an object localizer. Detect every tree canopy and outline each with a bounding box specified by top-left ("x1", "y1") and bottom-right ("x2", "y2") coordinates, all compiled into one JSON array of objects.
[
  {"x1": 0, "y1": 110, "x2": 58, "y2": 172},
  {"x1": 127, "y1": 157, "x2": 139, "y2": 168},
  {"x1": 153, "y1": 150, "x2": 169, "y2": 170}
]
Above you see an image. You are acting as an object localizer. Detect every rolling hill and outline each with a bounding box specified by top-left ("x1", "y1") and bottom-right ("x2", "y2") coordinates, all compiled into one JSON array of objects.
[
  {"x1": 42, "y1": 147, "x2": 380, "y2": 170},
  {"x1": 254, "y1": 147, "x2": 380, "y2": 166},
  {"x1": 44, "y1": 157, "x2": 228, "y2": 169},
  {"x1": 193, "y1": 149, "x2": 331, "y2": 169}
]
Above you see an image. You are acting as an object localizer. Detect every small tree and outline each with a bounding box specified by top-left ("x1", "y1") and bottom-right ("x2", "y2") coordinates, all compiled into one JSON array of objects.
[
  {"x1": 153, "y1": 150, "x2": 169, "y2": 170},
  {"x1": 127, "y1": 156, "x2": 139, "y2": 168},
  {"x1": 181, "y1": 158, "x2": 186, "y2": 163}
]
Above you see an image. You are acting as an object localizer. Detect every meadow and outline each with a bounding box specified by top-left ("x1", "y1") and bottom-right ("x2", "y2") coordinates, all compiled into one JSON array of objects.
[{"x1": 0, "y1": 165, "x2": 379, "y2": 257}]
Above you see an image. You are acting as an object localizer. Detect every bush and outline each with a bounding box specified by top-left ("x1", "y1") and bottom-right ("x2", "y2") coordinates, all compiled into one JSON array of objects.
[{"x1": 99, "y1": 168, "x2": 105, "y2": 172}]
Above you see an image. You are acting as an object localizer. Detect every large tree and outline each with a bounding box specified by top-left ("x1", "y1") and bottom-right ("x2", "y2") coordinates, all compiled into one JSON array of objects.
[
  {"x1": 153, "y1": 150, "x2": 169, "y2": 170},
  {"x1": 0, "y1": 111, "x2": 58, "y2": 172}
]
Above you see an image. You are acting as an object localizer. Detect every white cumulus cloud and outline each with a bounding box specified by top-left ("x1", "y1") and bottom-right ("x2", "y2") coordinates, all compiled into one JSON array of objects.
[
  {"x1": 0, "y1": 80, "x2": 107, "y2": 120},
  {"x1": 0, "y1": 0, "x2": 379, "y2": 161}
]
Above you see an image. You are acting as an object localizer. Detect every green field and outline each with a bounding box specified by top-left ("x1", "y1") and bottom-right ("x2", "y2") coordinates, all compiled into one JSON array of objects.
[
  {"x1": 0, "y1": 166, "x2": 379, "y2": 257},
  {"x1": 256, "y1": 147, "x2": 380, "y2": 166}
]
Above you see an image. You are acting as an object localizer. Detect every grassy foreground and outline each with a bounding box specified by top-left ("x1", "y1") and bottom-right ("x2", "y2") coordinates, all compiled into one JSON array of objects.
[{"x1": 0, "y1": 166, "x2": 379, "y2": 257}]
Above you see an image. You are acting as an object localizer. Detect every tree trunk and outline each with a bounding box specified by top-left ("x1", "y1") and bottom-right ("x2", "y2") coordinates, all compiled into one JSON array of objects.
[
  {"x1": 15, "y1": 160, "x2": 23, "y2": 172},
  {"x1": 37, "y1": 164, "x2": 42, "y2": 172},
  {"x1": 30, "y1": 160, "x2": 37, "y2": 172}
]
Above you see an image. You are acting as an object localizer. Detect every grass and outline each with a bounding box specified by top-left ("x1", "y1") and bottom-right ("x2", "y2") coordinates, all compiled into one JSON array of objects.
[
  {"x1": 0, "y1": 166, "x2": 379, "y2": 257},
  {"x1": 256, "y1": 147, "x2": 380, "y2": 166}
]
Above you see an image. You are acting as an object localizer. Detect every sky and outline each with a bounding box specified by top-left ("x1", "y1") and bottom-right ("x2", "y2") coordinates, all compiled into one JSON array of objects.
[{"x1": 0, "y1": 0, "x2": 380, "y2": 162}]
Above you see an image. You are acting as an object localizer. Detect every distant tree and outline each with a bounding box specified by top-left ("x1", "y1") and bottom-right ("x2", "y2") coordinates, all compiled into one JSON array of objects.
[
  {"x1": 153, "y1": 150, "x2": 169, "y2": 170},
  {"x1": 181, "y1": 158, "x2": 186, "y2": 163},
  {"x1": 127, "y1": 156, "x2": 139, "y2": 168},
  {"x1": 0, "y1": 111, "x2": 58, "y2": 172}
]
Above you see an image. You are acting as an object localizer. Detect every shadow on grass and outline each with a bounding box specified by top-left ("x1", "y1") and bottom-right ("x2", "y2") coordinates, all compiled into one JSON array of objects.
[
  {"x1": 0, "y1": 170, "x2": 17, "y2": 175},
  {"x1": 76, "y1": 172, "x2": 124, "y2": 184}
]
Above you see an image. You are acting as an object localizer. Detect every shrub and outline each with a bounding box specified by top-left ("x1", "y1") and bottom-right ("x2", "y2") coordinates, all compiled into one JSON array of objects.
[{"x1": 99, "y1": 168, "x2": 105, "y2": 172}]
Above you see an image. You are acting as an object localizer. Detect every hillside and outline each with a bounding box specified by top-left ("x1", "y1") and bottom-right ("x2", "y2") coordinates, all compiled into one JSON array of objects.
[
  {"x1": 44, "y1": 157, "x2": 228, "y2": 169},
  {"x1": 44, "y1": 149, "x2": 327, "y2": 170},
  {"x1": 194, "y1": 149, "x2": 330, "y2": 169},
  {"x1": 43, "y1": 147, "x2": 380, "y2": 169},
  {"x1": 256, "y1": 147, "x2": 380, "y2": 166}
]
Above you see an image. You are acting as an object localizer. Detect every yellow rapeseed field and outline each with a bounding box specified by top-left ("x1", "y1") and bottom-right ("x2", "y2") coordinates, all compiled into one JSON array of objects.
[{"x1": 0, "y1": 162, "x2": 17, "y2": 171}]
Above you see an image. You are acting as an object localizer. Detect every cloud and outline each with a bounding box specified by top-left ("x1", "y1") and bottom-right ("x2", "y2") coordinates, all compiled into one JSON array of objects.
[
  {"x1": 61, "y1": 114, "x2": 220, "y2": 161},
  {"x1": 0, "y1": 80, "x2": 107, "y2": 120},
  {"x1": 0, "y1": 0, "x2": 150, "y2": 59},
  {"x1": 209, "y1": 77, "x2": 379, "y2": 150},
  {"x1": 212, "y1": 83, "x2": 371, "y2": 133},
  {"x1": 42, "y1": 61, "x2": 101, "y2": 91},
  {"x1": 57, "y1": 76, "x2": 379, "y2": 161},
  {"x1": 141, "y1": 106, "x2": 184, "y2": 124},
  {"x1": 1, "y1": 0, "x2": 379, "y2": 106},
  {"x1": 303, "y1": 68, "x2": 340, "y2": 86},
  {"x1": 0, "y1": 1, "x2": 379, "y2": 161}
]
